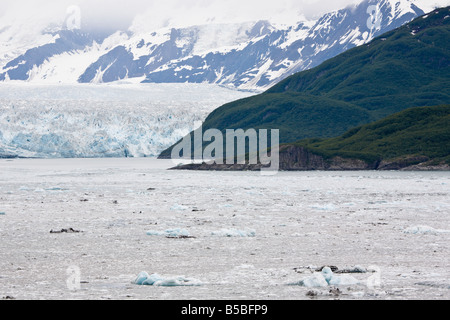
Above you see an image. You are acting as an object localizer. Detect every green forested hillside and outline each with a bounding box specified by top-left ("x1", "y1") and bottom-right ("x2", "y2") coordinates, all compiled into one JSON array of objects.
[
  {"x1": 292, "y1": 105, "x2": 450, "y2": 165},
  {"x1": 160, "y1": 7, "x2": 450, "y2": 159}
]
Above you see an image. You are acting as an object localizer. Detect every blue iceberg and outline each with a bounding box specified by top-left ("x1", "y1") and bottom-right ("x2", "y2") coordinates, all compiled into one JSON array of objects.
[{"x1": 134, "y1": 272, "x2": 202, "y2": 287}]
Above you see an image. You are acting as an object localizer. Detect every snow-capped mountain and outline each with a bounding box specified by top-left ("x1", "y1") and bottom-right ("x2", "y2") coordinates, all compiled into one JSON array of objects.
[{"x1": 0, "y1": 0, "x2": 431, "y2": 89}]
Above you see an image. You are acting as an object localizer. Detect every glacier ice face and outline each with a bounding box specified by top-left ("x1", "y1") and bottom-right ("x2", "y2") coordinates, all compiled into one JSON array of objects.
[{"x1": 0, "y1": 83, "x2": 254, "y2": 158}]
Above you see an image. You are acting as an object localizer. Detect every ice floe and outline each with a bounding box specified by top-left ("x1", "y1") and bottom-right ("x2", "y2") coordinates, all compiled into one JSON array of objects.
[
  {"x1": 403, "y1": 226, "x2": 450, "y2": 235},
  {"x1": 134, "y1": 272, "x2": 202, "y2": 287},
  {"x1": 290, "y1": 267, "x2": 359, "y2": 288},
  {"x1": 170, "y1": 204, "x2": 189, "y2": 211}
]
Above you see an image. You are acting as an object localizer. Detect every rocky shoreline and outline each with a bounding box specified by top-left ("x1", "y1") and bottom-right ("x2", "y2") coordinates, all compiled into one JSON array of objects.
[{"x1": 171, "y1": 145, "x2": 450, "y2": 172}]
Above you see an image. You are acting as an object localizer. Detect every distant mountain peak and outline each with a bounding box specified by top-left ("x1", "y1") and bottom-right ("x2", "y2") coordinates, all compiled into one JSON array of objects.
[{"x1": 0, "y1": 0, "x2": 431, "y2": 89}]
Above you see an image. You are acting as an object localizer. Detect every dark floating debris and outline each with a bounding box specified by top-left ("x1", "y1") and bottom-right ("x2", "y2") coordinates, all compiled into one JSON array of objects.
[
  {"x1": 329, "y1": 287, "x2": 342, "y2": 296},
  {"x1": 50, "y1": 228, "x2": 82, "y2": 234},
  {"x1": 316, "y1": 266, "x2": 339, "y2": 273},
  {"x1": 306, "y1": 290, "x2": 318, "y2": 297},
  {"x1": 166, "y1": 235, "x2": 197, "y2": 239}
]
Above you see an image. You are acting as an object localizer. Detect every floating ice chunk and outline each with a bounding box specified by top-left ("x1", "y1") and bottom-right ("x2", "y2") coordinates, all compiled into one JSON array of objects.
[
  {"x1": 165, "y1": 228, "x2": 191, "y2": 238},
  {"x1": 146, "y1": 228, "x2": 191, "y2": 238},
  {"x1": 171, "y1": 204, "x2": 189, "y2": 211},
  {"x1": 134, "y1": 271, "x2": 150, "y2": 285},
  {"x1": 143, "y1": 273, "x2": 164, "y2": 286},
  {"x1": 0, "y1": 212, "x2": 5, "y2": 215},
  {"x1": 291, "y1": 267, "x2": 359, "y2": 287},
  {"x1": 328, "y1": 274, "x2": 359, "y2": 286},
  {"x1": 134, "y1": 272, "x2": 202, "y2": 287},
  {"x1": 321, "y1": 267, "x2": 333, "y2": 283},
  {"x1": 291, "y1": 273, "x2": 329, "y2": 288},
  {"x1": 45, "y1": 187, "x2": 65, "y2": 191},
  {"x1": 146, "y1": 230, "x2": 164, "y2": 236},
  {"x1": 403, "y1": 226, "x2": 450, "y2": 235},
  {"x1": 211, "y1": 228, "x2": 256, "y2": 237}
]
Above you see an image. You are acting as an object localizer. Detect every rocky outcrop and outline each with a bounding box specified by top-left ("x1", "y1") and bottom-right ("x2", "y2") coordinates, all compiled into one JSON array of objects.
[
  {"x1": 277, "y1": 145, "x2": 378, "y2": 171},
  {"x1": 377, "y1": 156, "x2": 430, "y2": 170},
  {"x1": 170, "y1": 145, "x2": 450, "y2": 171}
]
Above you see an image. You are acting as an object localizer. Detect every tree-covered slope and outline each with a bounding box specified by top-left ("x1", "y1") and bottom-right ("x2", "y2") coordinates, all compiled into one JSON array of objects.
[{"x1": 292, "y1": 105, "x2": 450, "y2": 166}]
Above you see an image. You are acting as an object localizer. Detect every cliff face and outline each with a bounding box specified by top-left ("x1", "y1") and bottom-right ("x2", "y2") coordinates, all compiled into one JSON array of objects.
[
  {"x1": 277, "y1": 145, "x2": 378, "y2": 171},
  {"x1": 171, "y1": 145, "x2": 449, "y2": 171}
]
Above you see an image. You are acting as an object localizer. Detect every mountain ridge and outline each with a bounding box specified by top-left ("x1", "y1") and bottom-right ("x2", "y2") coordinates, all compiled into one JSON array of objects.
[{"x1": 0, "y1": 0, "x2": 426, "y2": 90}]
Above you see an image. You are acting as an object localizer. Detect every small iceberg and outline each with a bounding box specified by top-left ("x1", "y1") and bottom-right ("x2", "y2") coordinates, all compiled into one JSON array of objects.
[
  {"x1": 403, "y1": 226, "x2": 450, "y2": 235},
  {"x1": 134, "y1": 272, "x2": 202, "y2": 287},
  {"x1": 0, "y1": 212, "x2": 5, "y2": 216},
  {"x1": 211, "y1": 228, "x2": 256, "y2": 237},
  {"x1": 170, "y1": 204, "x2": 189, "y2": 211},
  {"x1": 290, "y1": 267, "x2": 359, "y2": 288}
]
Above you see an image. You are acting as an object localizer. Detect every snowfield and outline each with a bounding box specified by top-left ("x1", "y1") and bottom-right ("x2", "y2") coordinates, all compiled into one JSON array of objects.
[
  {"x1": 0, "y1": 158, "x2": 449, "y2": 300},
  {"x1": 0, "y1": 83, "x2": 255, "y2": 158}
]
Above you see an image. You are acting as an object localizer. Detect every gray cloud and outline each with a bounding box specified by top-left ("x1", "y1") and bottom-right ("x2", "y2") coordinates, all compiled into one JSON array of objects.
[{"x1": 0, "y1": 0, "x2": 363, "y2": 32}]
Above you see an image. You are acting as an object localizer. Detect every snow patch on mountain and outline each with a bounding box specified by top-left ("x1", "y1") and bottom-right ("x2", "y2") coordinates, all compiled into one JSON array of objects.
[{"x1": 0, "y1": 0, "x2": 428, "y2": 89}]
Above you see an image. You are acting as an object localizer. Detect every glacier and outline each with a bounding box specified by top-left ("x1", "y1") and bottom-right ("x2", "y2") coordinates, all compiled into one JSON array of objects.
[{"x1": 0, "y1": 83, "x2": 255, "y2": 158}]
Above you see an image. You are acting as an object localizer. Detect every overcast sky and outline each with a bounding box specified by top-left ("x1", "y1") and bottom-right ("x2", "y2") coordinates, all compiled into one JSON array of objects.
[{"x1": 1, "y1": 0, "x2": 449, "y2": 33}]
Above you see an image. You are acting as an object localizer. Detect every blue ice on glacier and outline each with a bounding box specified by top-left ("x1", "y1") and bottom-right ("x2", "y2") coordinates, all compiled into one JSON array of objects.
[
  {"x1": 291, "y1": 267, "x2": 359, "y2": 287},
  {"x1": 134, "y1": 272, "x2": 202, "y2": 286}
]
